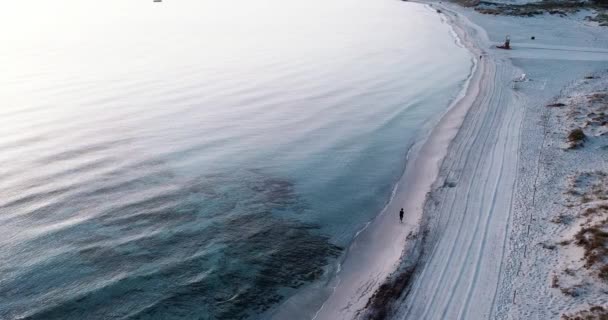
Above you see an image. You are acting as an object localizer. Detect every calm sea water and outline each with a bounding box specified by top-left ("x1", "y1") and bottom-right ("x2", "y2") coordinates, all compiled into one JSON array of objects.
[{"x1": 0, "y1": 0, "x2": 471, "y2": 319}]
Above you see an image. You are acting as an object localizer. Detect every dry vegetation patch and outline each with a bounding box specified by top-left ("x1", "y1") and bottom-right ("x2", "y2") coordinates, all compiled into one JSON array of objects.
[
  {"x1": 539, "y1": 75, "x2": 608, "y2": 318},
  {"x1": 568, "y1": 128, "x2": 587, "y2": 147},
  {"x1": 556, "y1": 171, "x2": 608, "y2": 285},
  {"x1": 474, "y1": 0, "x2": 588, "y2": 17},
  {"x1": 552, "y1": 84, "x2": 608, "y2": 148},
  {"x1": 553, "y1": 171, "x2": 608, "y2": 317},
  {"x1": 561, "y1": 305, "x2": 608, "y2": 320},
  {"x1": 459, "y1": 0, "x2": 608, "y2": 27},
  {"x1": 587, "y1": 12, "x2": 608, "y2": 26},
  {"x1": 574, "y1": 223, "x2": 608, "y2": 270}
]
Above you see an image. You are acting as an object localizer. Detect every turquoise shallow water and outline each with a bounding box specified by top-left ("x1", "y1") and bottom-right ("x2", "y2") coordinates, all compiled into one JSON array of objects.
[{"x1": 0, "y1": 0, "x2": 471, "y2": 319}]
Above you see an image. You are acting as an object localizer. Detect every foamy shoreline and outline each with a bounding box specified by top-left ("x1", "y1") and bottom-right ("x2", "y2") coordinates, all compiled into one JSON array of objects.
[
  {"x1": 356, "y1": 3, "x2": 499, "y2": 319},
  {"x1": 274, "y1": 1, "x2": 608, "y2": 318},
  {"x1": 307, "y1": 1, "x2": 608, "y2": 318},
  {"x1": 278, "y1": 3, "x2": 489, "y2": 319}
]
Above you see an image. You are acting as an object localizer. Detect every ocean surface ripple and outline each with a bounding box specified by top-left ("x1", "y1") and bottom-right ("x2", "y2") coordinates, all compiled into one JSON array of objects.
[{"x1": 0, "y1": 0, "x2": 471, "y2": 318}]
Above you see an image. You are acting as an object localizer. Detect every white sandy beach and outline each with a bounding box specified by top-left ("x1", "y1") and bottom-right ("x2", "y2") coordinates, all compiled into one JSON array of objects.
[
  {"x1": 397, "y1": 3, "x2": 608, "y2": 319},
  {"x1": 284, "y1": 1, "x2": 608, "y2": 319}
]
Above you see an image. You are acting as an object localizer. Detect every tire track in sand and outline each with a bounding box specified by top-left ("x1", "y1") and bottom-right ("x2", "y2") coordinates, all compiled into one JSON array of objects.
[
  {"x1": 456, "y1": 86, "x2": 520, "y2": 320},
  {"x1": 401, "y1": 53, "x2": 521, "y2": 319},
  {"x1": 406, "y1": 58, "x2": 502, "y2": 319},
  {"x1": 429, "y1": 60, "x2": 509, "y2": 320}
]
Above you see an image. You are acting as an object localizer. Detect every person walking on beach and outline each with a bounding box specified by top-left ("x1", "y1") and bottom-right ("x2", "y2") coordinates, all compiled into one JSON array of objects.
[{"x1": 399, "y1": 208, "x2": 404, "y2": 223}]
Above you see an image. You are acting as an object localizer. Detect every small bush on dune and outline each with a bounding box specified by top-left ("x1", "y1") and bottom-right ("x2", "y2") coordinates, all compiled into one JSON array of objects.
[
  {"x1": 568, "y1": 128, "x2": 586, "y2": 142},
  {"x1": 560, "y1": 286, "x2": 580, "y2": 297},
  {"x1": 594, "y1": 0, "x2": 608, "y2": 6},
  {"x1": 552, "y1": 275, "x2": 560, "y2": 288},
  {"x1": 584, "y1": 207, "x2": 599, "y2": 216},
  {"x1": 599, "y1": 265, "x2": 608, "y2": 281},
  {"x1": 574, "y1": 226, "x2": 608, "y2": 268},
  {"x1": 547, "y1": 102, "x2": 566, "y2": 107},
  {"x1": 562, "y1": 305, "x2": 608, "y2": 320}
]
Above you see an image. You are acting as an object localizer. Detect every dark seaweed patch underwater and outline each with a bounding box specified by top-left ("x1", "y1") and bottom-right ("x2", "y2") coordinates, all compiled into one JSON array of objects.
[{"x1": 0, "y1": 168, "x2": 341, "y2": 320}]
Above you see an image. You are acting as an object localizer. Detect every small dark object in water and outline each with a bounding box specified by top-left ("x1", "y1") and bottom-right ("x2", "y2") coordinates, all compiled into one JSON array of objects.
[
  {"x1": 531, "y1": 36, "x2": 535, "y2": 40},
  {"x1": 437, "y1": 9, "x2": 442, "y2": 13},
  {"x1": 547, "y1": 103, "x2": 566, "y2": 107}
]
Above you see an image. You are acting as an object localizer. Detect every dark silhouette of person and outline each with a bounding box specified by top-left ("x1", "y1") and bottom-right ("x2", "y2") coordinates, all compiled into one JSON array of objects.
[{"x1": 399, "y1": 208, "x2": 404, "y2": 223}]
